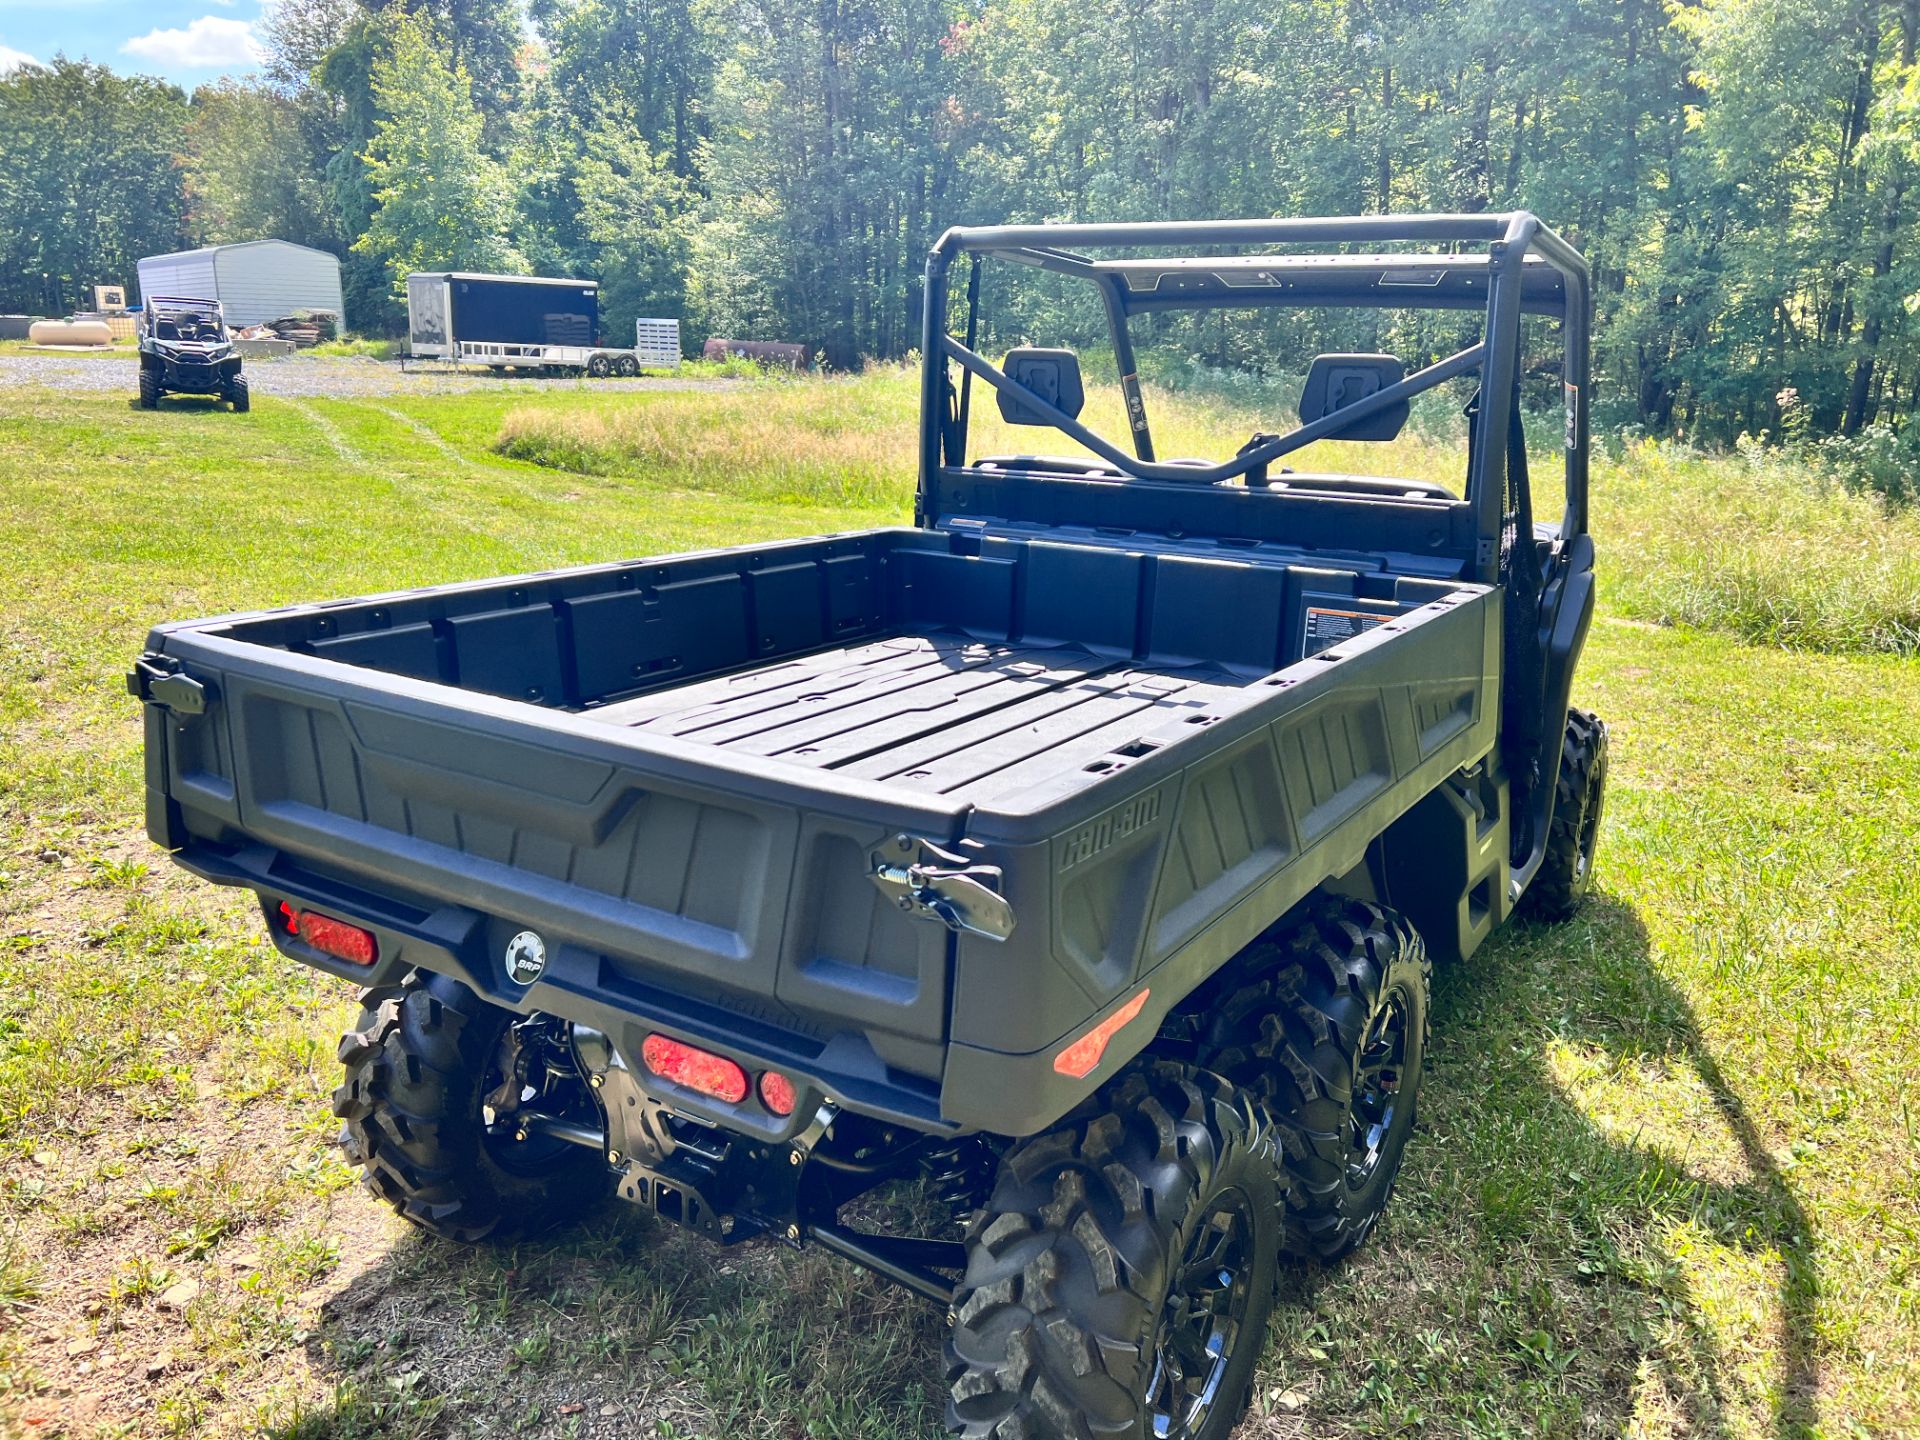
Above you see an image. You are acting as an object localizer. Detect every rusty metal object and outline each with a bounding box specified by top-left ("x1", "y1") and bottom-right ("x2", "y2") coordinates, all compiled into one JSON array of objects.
[{"x1": 703, "y1": 338, "x2": 810, "y2": 369}]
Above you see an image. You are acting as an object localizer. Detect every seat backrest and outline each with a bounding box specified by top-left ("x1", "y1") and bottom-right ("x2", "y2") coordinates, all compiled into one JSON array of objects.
[
  {"x1": 996, "y1": 347, "x2": 1085, "y2": 425},
  {"x1": 1299, "y1": 353, "x2": 1408, "y2": 441}
]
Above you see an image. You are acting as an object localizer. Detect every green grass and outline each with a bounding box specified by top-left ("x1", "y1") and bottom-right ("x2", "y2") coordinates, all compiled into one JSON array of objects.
[{"x1": 1, "y1": 370, "x2": 1916, "y2": 1437}]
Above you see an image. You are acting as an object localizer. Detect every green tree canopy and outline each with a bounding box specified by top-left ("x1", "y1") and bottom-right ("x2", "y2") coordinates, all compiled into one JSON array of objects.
[
  {"x1": 0, "y1": 60, "x2": 190, "y2": 312},
  {"x1": 353, "y1": 13, "x2": 524, "y2": 290}
]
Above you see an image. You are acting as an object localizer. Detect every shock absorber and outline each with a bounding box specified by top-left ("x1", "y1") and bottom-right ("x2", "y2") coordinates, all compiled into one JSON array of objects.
[{"x1": 920, "y1": 1135, "x2": 997, "y2": 1232}]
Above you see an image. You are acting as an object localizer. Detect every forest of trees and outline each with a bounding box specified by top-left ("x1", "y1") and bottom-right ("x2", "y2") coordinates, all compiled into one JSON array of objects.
[{"x1": 3, "y1": 0, "x2": 1920, "y2": 446}]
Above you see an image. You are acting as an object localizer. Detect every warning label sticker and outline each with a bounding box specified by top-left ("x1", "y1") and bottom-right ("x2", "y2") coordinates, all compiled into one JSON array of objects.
[{"x1": 1303, "y1": 605, "x2": 1389, "y2": 657}]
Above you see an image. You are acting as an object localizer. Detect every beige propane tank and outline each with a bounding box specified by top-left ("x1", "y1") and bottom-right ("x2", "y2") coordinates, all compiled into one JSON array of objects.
[{"x1": 29, "y1": 319, "x2": 114, "y2": 347}]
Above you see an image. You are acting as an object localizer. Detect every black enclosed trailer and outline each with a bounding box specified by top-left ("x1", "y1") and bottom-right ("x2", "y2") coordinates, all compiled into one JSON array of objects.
[{"x1": 405, "y1": 271, "x2": 662, "y2": 376}]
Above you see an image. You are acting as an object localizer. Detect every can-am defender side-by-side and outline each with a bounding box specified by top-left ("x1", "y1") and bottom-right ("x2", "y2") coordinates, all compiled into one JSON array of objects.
[
  {"x1": 131, "y1": 212, "x2": 1607, "y2": 1440},
  {"x1": 137, "y1": 296, "x2": 249, "y2": 412}
]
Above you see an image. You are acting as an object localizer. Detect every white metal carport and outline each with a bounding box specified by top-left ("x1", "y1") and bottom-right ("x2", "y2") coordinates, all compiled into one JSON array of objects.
[{"x1": 136, "y1": 240, "x2": 345, "y2": 330}]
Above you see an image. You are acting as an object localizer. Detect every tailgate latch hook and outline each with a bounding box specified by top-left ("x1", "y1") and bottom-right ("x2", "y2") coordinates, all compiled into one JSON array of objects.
[
  {"x1": 127, "y1": 653, "x2": 215, "y2": 720},
  {"x1": 870, "y1": 835, "x2": 1016, "y2": 942}
]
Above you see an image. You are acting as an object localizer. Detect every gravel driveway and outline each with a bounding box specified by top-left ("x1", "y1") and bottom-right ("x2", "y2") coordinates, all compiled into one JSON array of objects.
[{"x1": 0, "y1": 351, "x2": 728, "y2": 398}]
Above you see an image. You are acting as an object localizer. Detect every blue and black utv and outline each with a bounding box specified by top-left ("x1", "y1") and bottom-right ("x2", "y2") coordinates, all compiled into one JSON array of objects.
[{"x1": 137, "y1": 296, "x2": 249, "y2": 412}]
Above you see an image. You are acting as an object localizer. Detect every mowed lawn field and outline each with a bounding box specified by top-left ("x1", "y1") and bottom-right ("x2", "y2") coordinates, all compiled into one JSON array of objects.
[{"x1": 1, "y1": 361, "x2": 1917, "y2": 1439}]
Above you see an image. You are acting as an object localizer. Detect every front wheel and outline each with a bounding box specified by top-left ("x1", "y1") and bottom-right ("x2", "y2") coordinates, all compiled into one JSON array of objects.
[
  {"x1": 587, "y1": 353, "x2": 613, "y2": 378},
  {"x1": 946, "y1": 1061, "x2": 1282, "y2": 1440},
  {"x1": 227, "y1": 374, "x2": 250, "y2": 412},
  {"x1": 333, "y1": 970, "x2": 609, "y2": 1242},
  {"x1": 1520, "y1": 708, "x2": 1609, "y2": 921},
  {"x1": 137, "y1": 369, "x2": 159, "y2": 409},
  {"x1": 1194, "y1": 896, "x2": 1430, "y2": 1262}
]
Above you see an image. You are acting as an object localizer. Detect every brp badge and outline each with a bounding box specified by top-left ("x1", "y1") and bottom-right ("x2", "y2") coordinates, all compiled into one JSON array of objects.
[{"x1": 504, "y1": 930, "x2": 547, "y2": 986}]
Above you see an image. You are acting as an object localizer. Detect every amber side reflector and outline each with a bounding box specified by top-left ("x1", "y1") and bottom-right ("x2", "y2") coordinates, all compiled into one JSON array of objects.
[
  {"x1": 278, "y1": 902, "x2": 378, "y2": 966},
  {"x1": 1053, "y1": 988, "x2": 1151, "y2": 1078},
  {"x1": 642, "y1": 1033, "x2": 750, "y2": 1104}
]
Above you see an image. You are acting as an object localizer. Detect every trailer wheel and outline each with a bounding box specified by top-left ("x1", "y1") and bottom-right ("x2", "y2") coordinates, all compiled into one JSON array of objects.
[
  {"x1": 587, "y1": 353, "x2": 613, "y2": 378},
  {"x1": 138, "y1": 369, "x2": 160, "y2": 409},
  {"x1": 227, "y1": 374, "x2": 250, "y2": 413},
  {"x1": 333, "y1": 970, "x2": 608, "y2": 1243},
  {"x1": 1519, "y1": 708, "x2": 1609, "y2": 922},
  {"x1": 946, "y1": 1060, "x2": 1281, "y2": 1440},
  {"x1": 1191, "y1": 896, "x2": 1429, "y2": 1263},
  {"x1": 613, "y1": 354, "x2": 639, "y2": 377}
]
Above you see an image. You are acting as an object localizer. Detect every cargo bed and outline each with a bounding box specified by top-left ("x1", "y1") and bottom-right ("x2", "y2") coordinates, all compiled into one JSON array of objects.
[
  {"x1": 136, "y1": 525, "x2": 1500, "y2": 1133},
  {"x1": 588, "y1": 630, "x2": 1250, "y2": 805}
]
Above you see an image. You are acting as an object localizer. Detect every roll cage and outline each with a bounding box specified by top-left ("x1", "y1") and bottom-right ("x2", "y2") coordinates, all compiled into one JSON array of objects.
[
  {"x1": 916, "y1": 212, "x2": 1592, "y2": 586},
  {"x1": 143, "y1": 297, "x2": 229, "y2": 345}
]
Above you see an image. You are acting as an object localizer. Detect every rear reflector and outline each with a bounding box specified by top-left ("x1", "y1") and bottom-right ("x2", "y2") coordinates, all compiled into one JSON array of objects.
[
  {"x1": 758, "y1": 1071, "x2": 797, "y2": 1116},
  {"x1": 278, "y1": 902, "x2": 378, "y2": 966},
  {"x1": 642, "y1": 1033, "x2": 749, "y2": 1104},
  {"x1": 1052, "y1": 988, "x2": 1151, "y2": 1078}
]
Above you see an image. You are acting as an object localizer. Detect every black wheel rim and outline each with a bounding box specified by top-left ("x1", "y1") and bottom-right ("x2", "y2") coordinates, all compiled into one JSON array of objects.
[
  {"x1": 1146, "y1": 1187, "x2": 1254, "y2": 1439},
  {"x1": 1348, "y1": 987, "x2": 1412, "y2": 1190}
]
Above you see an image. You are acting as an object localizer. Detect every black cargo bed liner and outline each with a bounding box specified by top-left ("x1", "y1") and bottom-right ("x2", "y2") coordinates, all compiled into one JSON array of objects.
[{"x1": 587, "y1": 629, "x2": 1245, "y2": 804}]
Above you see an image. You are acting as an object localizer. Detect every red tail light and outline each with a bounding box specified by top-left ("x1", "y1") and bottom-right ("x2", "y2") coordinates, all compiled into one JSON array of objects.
[
  {"x1": 758, "y1": 1071, "x2": 797, "y2": 1116},
  {"x1": 278, "y1": 901, "x2": 378, "y2": 966},
  {"x1": 642, "y1": 1034, "x2": 749, "y2": 1104},
  {"x1": 1052, "y1": 988, "x2": 1150, "y2": 1078}
]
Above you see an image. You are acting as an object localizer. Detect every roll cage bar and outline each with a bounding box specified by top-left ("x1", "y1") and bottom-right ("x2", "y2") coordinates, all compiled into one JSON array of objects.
[{"x1": 916, "y1": 212, "x2": 1591, "y2": 585}]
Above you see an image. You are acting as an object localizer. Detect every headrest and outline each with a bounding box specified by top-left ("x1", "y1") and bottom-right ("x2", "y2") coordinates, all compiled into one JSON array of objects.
[
  {"x1": 997, "y1": 347, "x2": 1085, "y2": 425},
  {"x1": 1299, "y1": 354, "x2": 1408, "y2": 441}
]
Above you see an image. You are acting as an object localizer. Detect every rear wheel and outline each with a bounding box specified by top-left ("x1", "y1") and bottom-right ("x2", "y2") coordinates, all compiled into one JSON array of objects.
[
  {"x1": 138, "y1": 369, "x2": 159, "y2": 409},
  {"x1": 946, "y1": 1061, "x2": 1281, "y2": 1440},
  {"x1": 227, "y1": 374, "x2": 250, "y2": 412},
  {"x1": 333, "y1": 970, "x2": 608, "y2": 1242},
  {"x1": 612, "y1": 353, "x2": 639, "y2": 377},
  {"x1": 1192, "y1": 896, "x2": 1429, "y2": 1262},
  {"x1": 1520, "y1": 708, "x2": 1609, "y2": 921}
]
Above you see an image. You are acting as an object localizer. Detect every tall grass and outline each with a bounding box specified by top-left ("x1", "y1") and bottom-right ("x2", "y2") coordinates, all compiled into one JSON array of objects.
[
  {"x1": 494, "y1": 372, "x2": 916, "y2": 509},
  {"x1": 494, "y1": 367, "x2": 1920, "y2": 656},
  {"x1": 1596, "y1": 439, "x2": 1920, "y2": 655}
]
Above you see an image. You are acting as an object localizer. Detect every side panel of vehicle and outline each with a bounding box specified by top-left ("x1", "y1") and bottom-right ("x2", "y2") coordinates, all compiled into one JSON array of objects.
[
  {"x1": 939, "y1": 585, "x2": 1499, "y2": 1132},
  {"x1": 449, "y1": 276, "x2": 598, "y2": 348}
]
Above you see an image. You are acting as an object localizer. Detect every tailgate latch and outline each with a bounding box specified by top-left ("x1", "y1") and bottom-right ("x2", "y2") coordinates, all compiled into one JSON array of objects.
[
  {"x1": 870, "y1": 835, "x2": 1015, "y2": 942},
  {"x1": 127, "y1": 653, "x2": 215, "y2": 719}
]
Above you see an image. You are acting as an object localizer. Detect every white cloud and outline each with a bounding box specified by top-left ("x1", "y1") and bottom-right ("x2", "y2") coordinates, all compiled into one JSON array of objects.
[
  {"x1": 121, "y1": 16, "x2": 262, "y2": 70},
  {"x1": 0, "y1": 43, "x2": 42, "y2": 73}
]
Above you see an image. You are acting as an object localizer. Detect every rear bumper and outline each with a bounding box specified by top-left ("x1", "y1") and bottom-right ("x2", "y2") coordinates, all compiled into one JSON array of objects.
[{"x1": 170, "y1": 834, "x2": 956, "y2": 1137}]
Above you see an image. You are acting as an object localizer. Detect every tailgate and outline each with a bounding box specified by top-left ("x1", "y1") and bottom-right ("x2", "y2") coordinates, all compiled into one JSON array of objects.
[{"x1": 138, "y1": 627, "x2": 973, "y2": 1076}]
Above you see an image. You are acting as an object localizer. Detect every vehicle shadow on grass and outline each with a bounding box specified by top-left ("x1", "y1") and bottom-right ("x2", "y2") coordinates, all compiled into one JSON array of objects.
[
  {"x1": 123, "y1": 395, "x2": 231, "y2": 412},
  {"x1": 1259, "y1": 893, "x2": 1818, "y2": 1439},
  {"x1": 287, "y1": 1179, "x2": 951, "y2": 1437},
  {"x1": 277, "y1": 894, "x2": 1816, "y2": 1440}
]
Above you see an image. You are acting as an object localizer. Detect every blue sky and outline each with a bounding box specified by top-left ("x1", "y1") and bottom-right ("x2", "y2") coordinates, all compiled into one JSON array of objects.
[{"x1": 0, "y1": 0, "x2": 270, "y2": 86}]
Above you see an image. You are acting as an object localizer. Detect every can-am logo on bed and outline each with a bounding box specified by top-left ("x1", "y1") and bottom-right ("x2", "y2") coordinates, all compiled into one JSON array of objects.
[{"x1": 1058, "y1": 790, "x2": 1164, "y2": 873}]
